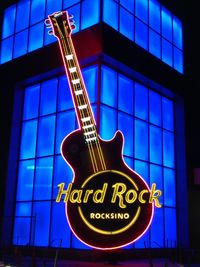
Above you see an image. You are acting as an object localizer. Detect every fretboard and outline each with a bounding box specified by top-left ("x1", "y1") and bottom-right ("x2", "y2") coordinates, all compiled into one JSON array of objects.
[{"x1": 58, "y1": 34, "x2": 98, "y2": 143}]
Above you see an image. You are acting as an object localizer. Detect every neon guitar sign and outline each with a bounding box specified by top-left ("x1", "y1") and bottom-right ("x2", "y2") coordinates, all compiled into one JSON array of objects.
[{"x1": 47, "y1": 11, "x2": 162, "y2": 250}]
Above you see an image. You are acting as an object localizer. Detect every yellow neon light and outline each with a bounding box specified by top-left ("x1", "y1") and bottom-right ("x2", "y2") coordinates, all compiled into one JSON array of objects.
[{"x1": 78, "y1": 206, "x2": 141, "y2": 235}]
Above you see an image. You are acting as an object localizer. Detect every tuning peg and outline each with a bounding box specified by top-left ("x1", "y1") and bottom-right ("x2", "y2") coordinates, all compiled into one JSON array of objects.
[
  {"x1": 70, "y1": 19, "x2": 75, "y2": 25},
  {"x1": 69, "y1": 14, "x2": 74, "y2": 19},
  {"x1": 44, "y1": 19, "x2": 51, "y2": 26},
  {"x1": 71, "y1": 24, "x2": 76, "y2": 30},
  {"x1": 48, "y1": 30, "x2": 54, "y2": 35}
]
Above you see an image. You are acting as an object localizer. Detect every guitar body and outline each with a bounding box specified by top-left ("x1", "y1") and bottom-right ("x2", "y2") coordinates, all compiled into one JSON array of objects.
[{"x1": 61, "y1": 130, "x2": 153, "y2": 249}]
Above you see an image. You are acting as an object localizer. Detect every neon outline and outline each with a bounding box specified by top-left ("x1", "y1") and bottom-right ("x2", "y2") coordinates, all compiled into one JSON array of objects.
[
  {"x1": 49, "y1": 11, "x2": 155, "y2": 250},
  {"x1": 78, "y1": 169, "x2": 141, "y2": 235}
]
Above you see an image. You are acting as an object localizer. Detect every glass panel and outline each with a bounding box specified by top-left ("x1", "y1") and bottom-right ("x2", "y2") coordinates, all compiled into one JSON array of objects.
[
  {"x1": 13, "y1": 217, "x2": 31, "y2": 245},
  {"x1": 134, "y1": 160, "x2": 149, "y2": 182},
  {"x1": 149, "y1": 0, "x2": 160, "y2": 33},
  {"x1": 135, "y1": 18, "x2": 148, "y2": 50},
  {"x1": 2, "y1": 5, "x2": 16, "y2": 39},
  {"x1": 37, "y1": 115, "x2": 56, "y2": 157},
  {"x1": 135, "y1": 119, "x2": 148, "y2": 161},
  {"x1": 0, "y1": 37, "x2": 13, "y2": 64},
  {"x1": 100, "y1": 105, "x2": 117, "y2": 140},
  {"x1": 51, "y1": 202, "x2": 71, "y2": 247},
  {"x1": 16, "y1": 0, "x2": 30, "y2": 32},
  {"x1": 118, "y1": 112, "x2": 134, "y2": 157},
  {"x1": 120, "y1": 0, "x2": 134, "y2": 13},
  {"x1": 135, "y1": 82, "x2": 148, "y2": 120},
  {"x1": 23, "y1": 84, "x2": 40, "y2": 120},
  {"x1": 149, "y1": 91, "x2": 161, "y2": 126},
  {"x1": 20, "y1": 120, "x2": 38, "y2": 159},
  {"x1": 173, "y1": 17, "x2": 183, "y2": 50},
  {"x1": 68, "y1": 4, "x2": 80, "y2": 34},
  {"x1": 162, "y1": 97, "x2": 174, "y2": 131},
  {"x1": 135, "y1": 0, "x2": 148, "y2": 23},
  {"x1": 63, "y1": 0, "x2": 80, "y2": 9},
  {"x1": 150, "y1": 126, "x2": 162, "y2": 164},
  {"x1": 17, "y1": 160, "x2": 35, "y2": 200},
  {"x1": 30, "y1": 0, "x2": 45, "y2": 25},
  {"x1": 14, "y1": 30, "x2": 28, "y2": 58},
  {"x1": 46, "y1": 0, "x2": 62, "y2": 16},
  {"x1": 149, "y1": 29, "x2": 161, "y2": 59},
  {"x1": 163, "y1": 130, "x2": 175, "y2": 168},
  {"x1": 164, "y1": 208, "x2": 177, "y2": 246},
  {"x1": 82, "y1": 65, "x2": 98, "y2": 103},
  {"x1": 120, "y1": 7, "x2": 134, "y2": 41},
  {"x1": 162, "y1": 39, "x2": 173, "y2": 67},
  {"x1": 56, "y1": 111, "x2": 76, "y2": 154},
  {"x1": 40, "y1": 78, "x2": 58, "y2": 115},
  {"x1": 103, "y1": 0, "x2": 118, "y2": 31},
  {"x1": 14, "y1": 203, "x2": 32, "y2": 244},
  {"x1": 16, "y1": 202, "x2": 32, "y2": 217},
  {"x1": 29, "y1": 22, "x2": 44, "y2": 52},
  {"x1": 150, "y1": 164, "x2": 163, "y2": 205},
  {"x1": 161, "y1": 7, "x2": 172, "y2": 42},
  {"x1": 151, "y1": 207, "x2": 164, "y2": 248},
  {"x1": 34, "y1": 157, "x2": 53, "y2": 200},
  {"x1": 174, "y1": 47, "x2": 183, "y2": 74},
  {"x1": 164, "y1": 168, "x2": 176, "y2": 207},
  {"x1": 58, "y1": 75, "x2": 74, "y2": 111},
  {"x1": 81, "y1": 0, "x2": 100, "y2": 30},
  {"x1": 118, "y1": 74, "x2": 134, "y2": 114},
  {"x1": 53, "y1": 155, "x2": 73, "y2": 199},
  {"x1": 33, "y1": 201, "x2": 51, "y2": 246},
  {"x1": 101, "y1": 66, "x2": 117, "y2": 107}
]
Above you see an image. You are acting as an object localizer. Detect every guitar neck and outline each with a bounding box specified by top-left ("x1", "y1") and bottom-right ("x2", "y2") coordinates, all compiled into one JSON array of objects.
[{"x1": 58, "y1": 33, "x2": 98, "y2": 142}]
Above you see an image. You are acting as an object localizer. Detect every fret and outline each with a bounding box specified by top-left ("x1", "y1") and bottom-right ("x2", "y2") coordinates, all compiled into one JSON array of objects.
[
  {"x1": 69, "y1": 67, "x2": 77, "y2": 73},
  {"x1": 81, "y1": 117, "x2": 91, "y2": 122},
  {"x1": 72, "y1": 78, "x2": 80, "y2": 85},
  {"x1": 84, "y1": 130, "x2": 96, "y2": 136},
  {"x1": 82, "y1": 124, "x2": 94, "y2": 130},
  {"x1": 78, "y1": 104, "x2": 87, "y2": 110},
  {"x1": 66, "y1": 54, "x2": 73, "y2": 60},
  {"x1": 85, "y1": 136, "x2": 97, "y2": 142},
  {"x1": 75, "y1": 89, "x2": 83, "y2": 96}
]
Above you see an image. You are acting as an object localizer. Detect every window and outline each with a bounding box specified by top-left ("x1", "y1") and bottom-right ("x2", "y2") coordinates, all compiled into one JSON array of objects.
[
  {"x1": 14, "y1": 64, "x2": 177, "y2": 249},
  {"x1": 102, "y1": 0, "x2": 183, "y2": 73},
  {"x1": 0, "y1": 0, "x2": 100, "y2": 63}
]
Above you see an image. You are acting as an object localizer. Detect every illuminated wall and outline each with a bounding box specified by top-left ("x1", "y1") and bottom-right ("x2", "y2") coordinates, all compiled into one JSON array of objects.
[
  {"x1": 13, "y1": 64, "x2": 177, "y2": 249},
  {"x1": 1, "y1": 0, "x2": 183, "y2": 73}
]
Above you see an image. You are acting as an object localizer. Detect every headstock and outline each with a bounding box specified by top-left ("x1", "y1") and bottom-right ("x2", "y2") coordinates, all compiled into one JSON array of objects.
[{"x1": 45, "y1": 11, "x2": 75, "y2": 39}]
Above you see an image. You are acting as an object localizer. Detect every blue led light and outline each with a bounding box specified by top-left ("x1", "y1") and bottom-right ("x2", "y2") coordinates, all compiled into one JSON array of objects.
[
  {"x1": 135, "y1": 18, "x2": 148, "y2": 50},
  {"x1": 81, "y1": 0, "x2": 100, "y2": 30},
  {"x1": 120, "y1": 7, "x2": 134, "y2": 41},
  {"x1": 2, "y1": 5, "x2": 16, "y2": 39},
  {"x1": 16, "y1": 0, "x2": 30, "y2": 32},
  {"x1": 14, "y1": 30, "x2": 28, "y2": 58}
]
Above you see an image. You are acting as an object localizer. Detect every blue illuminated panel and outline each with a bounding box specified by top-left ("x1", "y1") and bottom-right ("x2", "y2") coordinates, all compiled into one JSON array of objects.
[
  {"x1": 0, "y1": 0, "x2": 100, "y2": 63},
  {"x1": 1, "y1": 0, "x2": 183, "y2": 73},
  {"x1": 14, "y1": 64, "x2": 177, "y2": 249},
  {"x1": 102, "y1": 0, "x2": 184, "y2": 73}
]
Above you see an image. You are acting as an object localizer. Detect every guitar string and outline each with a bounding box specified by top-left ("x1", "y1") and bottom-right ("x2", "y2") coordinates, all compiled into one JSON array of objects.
[
  {"x1": 66, "y1": 37, "x2": 107, "y2": 171},
  {"x1": 63, "y1": 37, "x2": 100, "y2": 172},
  {"x1": 60, "y1": 21, "x2": 105, "y2": 171},
  {"x1": 54, "y1": 21, "x2": 98, "y2": 173},
  {"x1": 55, "y1": 19, "x2": 106, "y2": 172},
  {"x1": 59, "y1": 28, "x2": 99, "y2": 173}
]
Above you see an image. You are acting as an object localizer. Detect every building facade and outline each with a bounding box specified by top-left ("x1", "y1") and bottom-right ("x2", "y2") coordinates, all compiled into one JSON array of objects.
[{"x1": 0, "y1": 0, "x2": 199, "y2": 262}]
